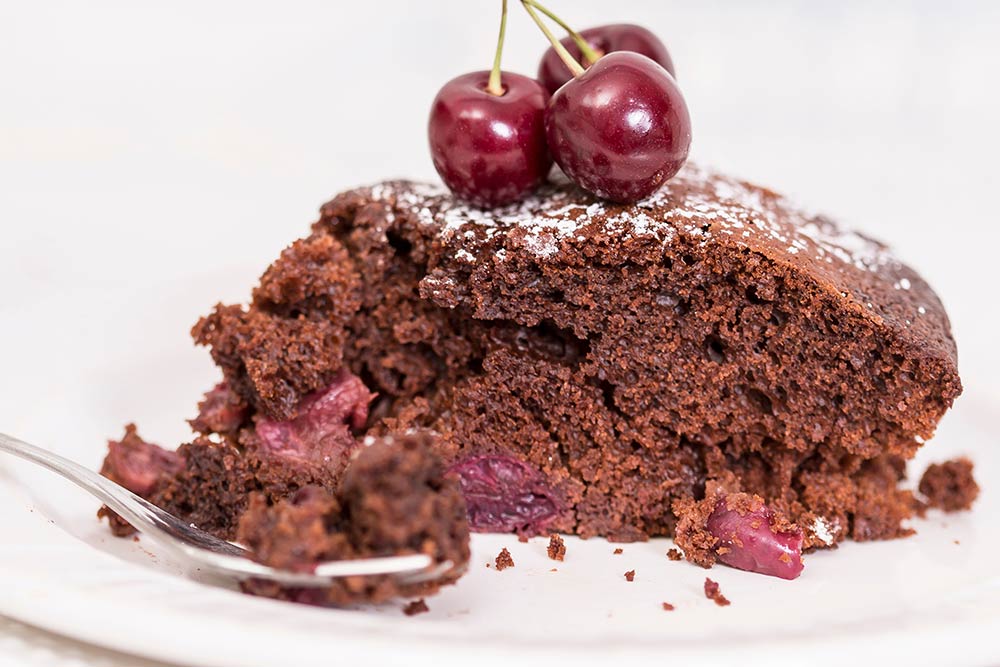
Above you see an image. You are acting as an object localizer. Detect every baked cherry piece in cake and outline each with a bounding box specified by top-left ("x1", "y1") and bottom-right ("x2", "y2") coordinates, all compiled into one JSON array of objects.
[{"x1": 673, "y1": 486, "x2": 804, "y2": 579}]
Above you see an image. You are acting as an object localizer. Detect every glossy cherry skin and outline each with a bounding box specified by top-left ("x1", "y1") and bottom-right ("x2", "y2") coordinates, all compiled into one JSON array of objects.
[
  {"x1": 545, "y1": 52, "x2": 691, "y2": 203},
  {"x1": 538, "y1": 24, "x2": 675, "y2": 95},
  {"x1": 428, "y1": 71, "x2": 552, "y2": 207}
]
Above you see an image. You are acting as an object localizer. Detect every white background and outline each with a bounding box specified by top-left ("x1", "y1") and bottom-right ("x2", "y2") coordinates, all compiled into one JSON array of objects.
[{"x1": 1, "y1": 1, "x2": 998, "y2": 665}]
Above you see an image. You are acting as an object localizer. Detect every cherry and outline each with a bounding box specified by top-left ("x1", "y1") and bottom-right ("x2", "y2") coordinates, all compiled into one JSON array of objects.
[
  {"x1": 447, "y1": 455, "x2": 560, "y2": 534},
  {"x1": 706, "y1": 495, "x2": 804, "y2": 580},
  {"x1": 544, "y1": 51, "x2": 691, "y2": 203},
  {"x1": 428, "y1": 72, "x2": 551, "y2": 207},
  {"x1": 538, "y1": 24, "x2": 675, "y2": 95},
  {"x1": 428, "y1": 1, "x2": 551, "y2": 207}
]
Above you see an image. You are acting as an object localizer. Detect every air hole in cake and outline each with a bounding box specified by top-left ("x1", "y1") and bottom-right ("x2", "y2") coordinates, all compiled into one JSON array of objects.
[
  {"x1": 489, "y1": 319, "x2": 590, "y2": 366},
  {"x1": 366, "y1": 394, "x2": 394, "y2": 427},
  {"x1": 655, "y1": 291, "x2": 679, "y2": 308},
  {"x1": 468, "y1": 356, "x2": 485, "y2": 375},
  {"x1": 745, "y1": 285, "x2": 768, "y2": 304},
  {"x1": 681, "y1": 253, "x2": 698, "y2": 266},
  {"x1": 769, "y1": 310, "x2": 788, "y2": 326},
  {"x1": 705, "y1": 335, "x2": 726, "y2": 363},
  {"x1": 386, "y1": 230, "x2": 413, "y2": 257},
  {"x1": 598, "y1": 380, "x2": 618, "y2": 413},
  {"x1": 746, "y1": 388, "x2": 774, "y2": 416}
]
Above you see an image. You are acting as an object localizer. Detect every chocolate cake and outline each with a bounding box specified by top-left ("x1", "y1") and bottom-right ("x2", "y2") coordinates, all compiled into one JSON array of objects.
[
  {"x1": 547, "y1": 534, "x2": 566, "y2": 561},
  {"x1": 918, "y1": 458, "x2": 979, "y2": 512},
  {"x1": 495, "y1": 547, "x2": 515, "y2": 570},
  {"x1": 101, "y1": 163, "x2": 963, "y2": 582},
  {"x1": 704, "y1": 577, "x2": 730, "y2": 606}
]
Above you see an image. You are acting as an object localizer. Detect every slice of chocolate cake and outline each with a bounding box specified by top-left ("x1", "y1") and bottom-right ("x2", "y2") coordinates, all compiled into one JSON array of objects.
[{"x1": 102, "y1": 163, "x2": 962, "y2": 580}]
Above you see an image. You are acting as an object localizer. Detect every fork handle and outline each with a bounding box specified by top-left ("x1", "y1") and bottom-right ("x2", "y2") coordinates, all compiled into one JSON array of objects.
[{"x1": 0, "y1": 432, "x2": 162, "y2": 533}]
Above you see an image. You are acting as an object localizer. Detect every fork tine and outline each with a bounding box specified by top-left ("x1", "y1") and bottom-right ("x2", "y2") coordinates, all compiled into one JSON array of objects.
[
  {"x1": 312, "y1": 553, "x2": 434, "y2": 577},
  {"x1": 394, "y1": 560, "x2": 463, "y2": 586}
]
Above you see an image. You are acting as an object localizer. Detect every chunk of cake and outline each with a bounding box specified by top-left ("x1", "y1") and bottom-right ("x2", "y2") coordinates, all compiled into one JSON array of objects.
[
  {"x1": 237, "y1": 431, "x2": 470, "y2": 606},
  {"x1": 101, "y1": 163, "x2": 963, "y2": 580}
]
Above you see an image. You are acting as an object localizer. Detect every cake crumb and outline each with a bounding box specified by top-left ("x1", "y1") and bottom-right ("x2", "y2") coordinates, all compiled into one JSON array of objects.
[
  {"x1": 547, "y1": 534, "x2": 566, "y2": 561},
  {"x1": 661, "y1": 602, "x2": 675, "y2": 611},
  {"x1": 403, "y1": 599, "x2": 429, "y2": 616},
  {"x1": 517, "y1": 533, "x2": 529, "y2": 543},
  {"x1": 918, "y1": 458, "x2": 979, "y2": 512},
  {"x1": 613, "y1": 548, "x2": 623, "y2": 555},
  {"x1": 666, "y1": 548, "x2": 682, "y2": 561},
  {"x1": 624, "y1": 570, "x2": 635, "y2": 582},
  {"x1": 704, "y1": 578, "x2": 730, "y2": 606},
  {"x1": 495, "y1": 547, "x2": 515, "y2": 570},
  {"x1": 550, "y1": 567, "x2": 558, "y2": 572}
]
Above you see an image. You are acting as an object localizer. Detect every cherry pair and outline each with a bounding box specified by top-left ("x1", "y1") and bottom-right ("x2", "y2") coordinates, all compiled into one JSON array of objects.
[{"x1": 428, "y1": 0, "x2": 691, "y2": 207}]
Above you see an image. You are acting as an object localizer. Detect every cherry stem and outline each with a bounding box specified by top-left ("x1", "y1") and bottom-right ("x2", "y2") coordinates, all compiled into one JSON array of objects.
[
  {"x1": 522, "y1": 0, "x2": 602, "y2": 65},
  {"x1": 487, "y1": 0, "x2": 508, "y2": 96},
  {"x1": 520, "y1": 0, "x2": 584, "y2": 77}
]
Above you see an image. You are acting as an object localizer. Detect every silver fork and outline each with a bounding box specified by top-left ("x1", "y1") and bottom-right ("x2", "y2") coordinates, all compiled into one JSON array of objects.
[{"x1": 0, "y1": 432, "x2": 455, "y2": 587}]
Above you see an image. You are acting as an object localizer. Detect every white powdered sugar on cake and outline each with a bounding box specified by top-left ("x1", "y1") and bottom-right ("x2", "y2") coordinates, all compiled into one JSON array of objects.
[{"x1": 367, "y1": 163, "x2": 898, "y2": 276}]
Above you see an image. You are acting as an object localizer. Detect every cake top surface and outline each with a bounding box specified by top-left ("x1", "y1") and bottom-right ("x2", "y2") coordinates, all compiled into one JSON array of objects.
[
  {"x1": 350, "y1": 163, "x2": 954, "y2": 361},
  {"x1": 371, "y1": 163, "x2": 884, "y2": 271}
]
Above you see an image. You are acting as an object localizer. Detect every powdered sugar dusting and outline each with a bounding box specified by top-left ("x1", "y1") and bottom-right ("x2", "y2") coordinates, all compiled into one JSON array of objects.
[
  {"x1": 368, "y1": 163, "x2": 895, "y2": 275},
  {"x1": 810, "y1": 516, "x2": 841, "y2": 546}
]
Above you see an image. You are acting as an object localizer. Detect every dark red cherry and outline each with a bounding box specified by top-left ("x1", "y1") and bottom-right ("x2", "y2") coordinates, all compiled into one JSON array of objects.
[
  {"x1": 545, "y1": 51, "x2": 691, "y2": 203},
  {"x1": 538, "y1": 24, "x2": 675, "y2": 95},
  {"x1": 428, "y1": 71, "x2": 552, "y2": 207}
]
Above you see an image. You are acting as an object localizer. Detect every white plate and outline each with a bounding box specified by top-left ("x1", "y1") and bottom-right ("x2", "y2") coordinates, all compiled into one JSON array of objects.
[{"x1": 0, "y1": 272, "x2": 997, "y2": 667}]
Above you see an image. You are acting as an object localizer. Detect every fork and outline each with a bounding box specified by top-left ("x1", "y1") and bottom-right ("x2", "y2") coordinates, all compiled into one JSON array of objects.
[{"x1": 0, "y1": 432, "x2": 455, "y2": 587}]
